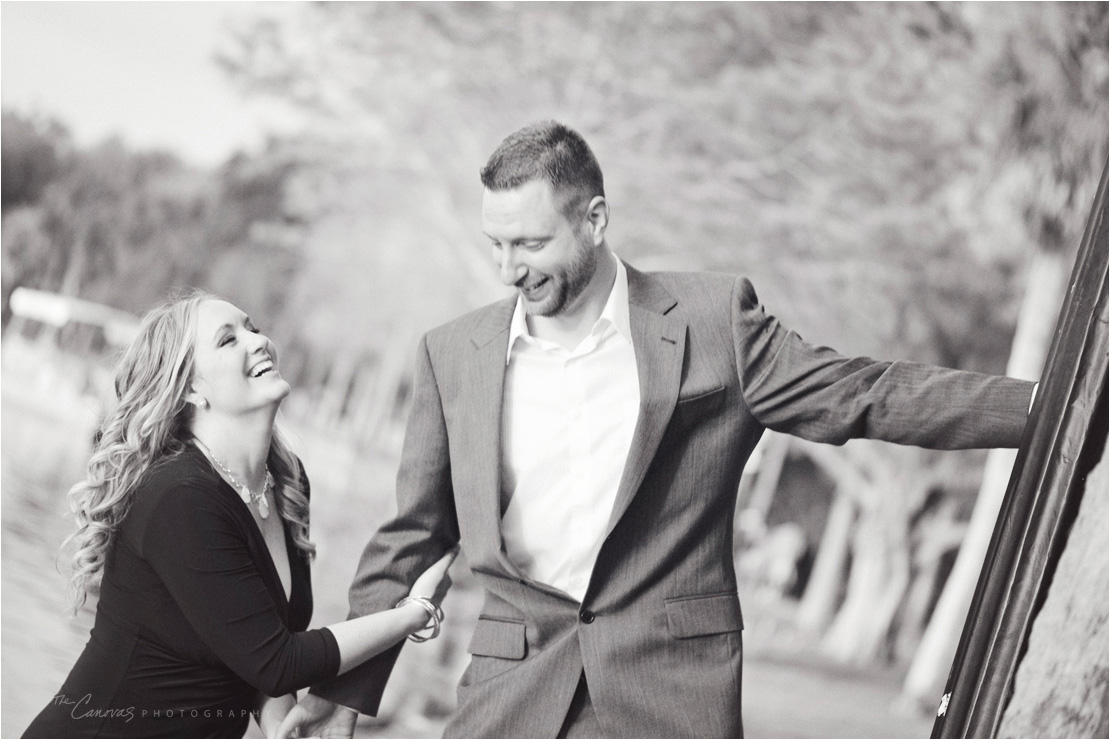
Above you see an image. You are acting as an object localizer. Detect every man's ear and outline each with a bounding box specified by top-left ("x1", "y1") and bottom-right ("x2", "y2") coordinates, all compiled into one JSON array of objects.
[{"x1": 584, "y1": 196, "x2": 609, "y2": 246}]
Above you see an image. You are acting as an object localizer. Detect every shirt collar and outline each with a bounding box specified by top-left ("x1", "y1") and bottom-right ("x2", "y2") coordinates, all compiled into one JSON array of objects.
[{"x1": 506, "y1": 254, "x2": 631, "y2": 364}]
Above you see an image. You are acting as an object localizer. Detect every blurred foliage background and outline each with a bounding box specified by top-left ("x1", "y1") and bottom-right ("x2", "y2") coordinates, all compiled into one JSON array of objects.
[
  {"x1": 6, "y1": 3, "x2": 1106, "y2": 363},
  {"x1": 2, "y1": 3, "x2": 1106, "y2": 738}
]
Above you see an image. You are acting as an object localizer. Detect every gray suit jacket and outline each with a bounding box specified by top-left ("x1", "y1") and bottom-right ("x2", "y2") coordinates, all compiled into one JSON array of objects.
[{"x1": 313, "y1": 266, "x2": 1033, "y2": 738}]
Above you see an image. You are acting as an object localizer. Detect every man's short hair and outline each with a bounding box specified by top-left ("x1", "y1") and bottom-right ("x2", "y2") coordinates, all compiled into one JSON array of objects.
[{"x1": 480, "y1": 121, "x2": 605, "y2": 222}]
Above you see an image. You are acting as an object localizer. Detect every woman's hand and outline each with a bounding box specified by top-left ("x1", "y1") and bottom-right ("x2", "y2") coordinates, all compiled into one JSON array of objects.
[
  {"x1": 256, "y1": 692, "x2": 296, "y2": 739},
  {"x1": 275, "y1": 694, "x2": 355, "y2": 739},
  {"x1": 319, "y1": 546, "x2": 461, "y2": 675},
  {"x1": 408, "y1": 546, "x2": 458, "y2": 604}
]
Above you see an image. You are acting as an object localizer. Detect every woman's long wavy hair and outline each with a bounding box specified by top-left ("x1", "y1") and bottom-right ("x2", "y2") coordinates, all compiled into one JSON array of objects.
[{"x1": 65, "y1": 290, "x2": 315, "y2": 609}]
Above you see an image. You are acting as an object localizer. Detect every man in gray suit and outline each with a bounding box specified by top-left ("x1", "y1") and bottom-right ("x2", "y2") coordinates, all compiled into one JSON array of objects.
[{"x1": 282, "y1": 121, "x2": 1034, "y2": 738}]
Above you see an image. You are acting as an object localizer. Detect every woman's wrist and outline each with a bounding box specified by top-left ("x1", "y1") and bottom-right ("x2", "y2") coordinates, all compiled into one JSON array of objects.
[
  {"x1": 394, "y1": 596, "x2": 443, "y2": 641},
  {"x1": 399, "y1": 600, "x2": 431, "y2": 632}
]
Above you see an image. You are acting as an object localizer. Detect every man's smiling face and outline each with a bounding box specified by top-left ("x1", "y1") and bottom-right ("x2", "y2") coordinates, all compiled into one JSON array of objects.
[{"x1": 482, "y1": 179, "x2": 598, "y2": 318}]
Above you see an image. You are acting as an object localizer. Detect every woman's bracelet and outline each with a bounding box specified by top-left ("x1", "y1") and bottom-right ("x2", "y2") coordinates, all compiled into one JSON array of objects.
[{"x1": 394, "y1": 596, "x2": 444, "y2": 642}]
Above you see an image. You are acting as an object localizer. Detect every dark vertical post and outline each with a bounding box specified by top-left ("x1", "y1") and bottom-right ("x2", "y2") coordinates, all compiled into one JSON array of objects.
[{"x1": 931, "y1": 163, "x2": 1109, "y2": 739}]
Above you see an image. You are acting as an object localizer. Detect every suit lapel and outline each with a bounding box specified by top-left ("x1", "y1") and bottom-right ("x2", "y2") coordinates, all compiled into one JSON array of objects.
[
  {"x1": 464, "y1": 268, "x2": 687, "y2": 586},
  {"x1": 604, "y1": 265, "x2": 687, "y2": 538},
  {"x1": 464, "y1": 298, "x2": 532, "y2": 582}
]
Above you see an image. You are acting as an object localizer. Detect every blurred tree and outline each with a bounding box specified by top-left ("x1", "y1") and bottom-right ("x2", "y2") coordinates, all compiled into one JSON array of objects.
[
  {"x1": 1, "y1": 111, "x2": 67, "y2": 214},
  {"x1": 219, "y1": 2, "x2": 1024, "y2": 365},
  {"x1": 1, "y1": 112, "x2": 70, "y2": 322},
  {"x1": 0, "y1": 110, "x2": 309, "y2": 330},
  {"x1": 203, "y1": 146, "x2": 308, "y2": 326}
]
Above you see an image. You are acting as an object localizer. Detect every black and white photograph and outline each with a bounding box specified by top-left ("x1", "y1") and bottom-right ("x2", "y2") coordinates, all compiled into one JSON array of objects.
[{"x1": 2, "y1": 3, "x2": 1107, "y2": 738}]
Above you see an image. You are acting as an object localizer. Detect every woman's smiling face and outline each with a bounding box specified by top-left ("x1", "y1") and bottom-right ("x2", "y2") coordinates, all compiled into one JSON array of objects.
[{"x1": 189, "y1": 299, "x2": 290, "y2": 417}]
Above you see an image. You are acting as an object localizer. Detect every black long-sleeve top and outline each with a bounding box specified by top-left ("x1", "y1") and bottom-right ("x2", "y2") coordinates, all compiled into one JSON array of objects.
[{"x1": 22, "y1": 444, "x2": 340, "y2": 739}]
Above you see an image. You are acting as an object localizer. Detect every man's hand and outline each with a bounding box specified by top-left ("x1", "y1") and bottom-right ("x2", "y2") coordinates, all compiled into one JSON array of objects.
[{"x1": 275, "y1": 694, "x2": 356, "y2": 739}]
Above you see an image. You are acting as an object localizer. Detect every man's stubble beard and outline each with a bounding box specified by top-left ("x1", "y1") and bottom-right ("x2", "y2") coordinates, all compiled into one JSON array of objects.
[{"x1": 527, "y1": 231, "x2": 598, "y2": 319}]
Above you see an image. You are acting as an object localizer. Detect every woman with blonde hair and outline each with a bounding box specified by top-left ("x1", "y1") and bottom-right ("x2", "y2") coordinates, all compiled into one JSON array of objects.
[{"x1": 22, "y1": 291, "x2": 455, "y2": 739}]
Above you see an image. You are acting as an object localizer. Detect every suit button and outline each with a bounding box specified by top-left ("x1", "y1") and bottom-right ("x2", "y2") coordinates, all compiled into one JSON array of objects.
[{"x1": 579, "y1": 608, "x2": 595, "y2": 624}]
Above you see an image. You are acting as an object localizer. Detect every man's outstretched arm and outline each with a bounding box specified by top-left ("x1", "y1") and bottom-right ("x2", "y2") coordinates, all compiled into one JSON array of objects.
[
  {"x1": 731, "y1": 276, "x2": 1035, "y2": 449},
  {"x1": 308, "y1": 334, "x2": 461, "y2": 716}
]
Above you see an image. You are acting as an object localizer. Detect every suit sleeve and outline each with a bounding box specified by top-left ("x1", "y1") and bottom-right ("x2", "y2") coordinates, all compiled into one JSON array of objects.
[
  {"x1": 731, "y1": 277, "x2": 1035, "y2": 449},
  {"x1": 141, "y1": 481, "x2": 341, "y2": 697},
  {"x1": 311, "y1": 334, "x2": 460, "y2": 715}
]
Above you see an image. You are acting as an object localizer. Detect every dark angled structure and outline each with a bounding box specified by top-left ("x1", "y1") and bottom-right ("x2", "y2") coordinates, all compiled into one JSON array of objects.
[{"x1": 932, "y1": 164, "x2": 1109, "y2": 739}]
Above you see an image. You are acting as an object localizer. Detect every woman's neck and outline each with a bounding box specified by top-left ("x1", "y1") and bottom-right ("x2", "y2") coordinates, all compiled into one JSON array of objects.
[{"x1": 191, "y1": 411, "x2": 276, "y2": 489}]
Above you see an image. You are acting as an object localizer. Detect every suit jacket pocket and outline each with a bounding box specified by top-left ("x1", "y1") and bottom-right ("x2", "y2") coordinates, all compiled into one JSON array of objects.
[
  {"x1": 460, "y1": 618, "x2": 527, "y2": 690},
  {"x1": 467, "y1": 617, "x2": 527, "y2": 659},
  {"x1": 677, "y1": 384, "x2": 726, "y2": 410},
  {"x1": 665, "y1": 591, "x2": 744, "y2": 638},
  {"x1": 672, "y1": 385, "x2": 727, "y2": 428}
]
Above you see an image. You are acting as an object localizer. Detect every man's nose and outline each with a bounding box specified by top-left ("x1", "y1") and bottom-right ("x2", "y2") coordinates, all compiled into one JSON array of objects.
[{"x1": 499, "y1": 247, "x2": 525, "y2": 286}]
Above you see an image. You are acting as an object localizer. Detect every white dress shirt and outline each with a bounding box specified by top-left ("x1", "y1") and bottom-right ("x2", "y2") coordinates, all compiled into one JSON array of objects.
[{"x1": 500, "y1": 257, "x2": 640, "y2": 601}]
